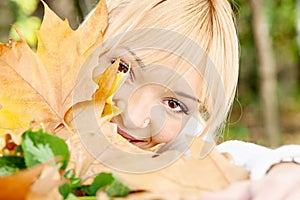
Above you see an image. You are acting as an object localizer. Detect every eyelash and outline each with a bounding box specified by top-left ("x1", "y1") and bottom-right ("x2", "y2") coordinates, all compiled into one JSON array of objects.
[
  {"x1": 111, "y1": 59, "x2": 134, "y2": 80},
  {"x1": 163, "y1": 98, "x2": 189, "y2": 115}
]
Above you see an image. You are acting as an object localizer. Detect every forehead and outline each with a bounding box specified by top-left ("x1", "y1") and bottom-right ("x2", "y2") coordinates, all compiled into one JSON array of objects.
[
  {"x1": 131, "y1": 49, "x2": 203, "y2": 96},
  {"x1": 108, "y1": 48, "x2": 203, "y2": 80}
]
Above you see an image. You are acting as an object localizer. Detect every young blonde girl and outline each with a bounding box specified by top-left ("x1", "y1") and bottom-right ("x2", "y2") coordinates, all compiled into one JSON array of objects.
[{"x1": 82, "y1": 0, "x2": 300, "y2": 198}]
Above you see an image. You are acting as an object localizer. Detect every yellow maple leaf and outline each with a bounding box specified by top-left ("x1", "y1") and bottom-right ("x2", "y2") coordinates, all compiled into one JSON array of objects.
[{"x1": 0, "y1": 0, "x2": 108, "y2": 144}]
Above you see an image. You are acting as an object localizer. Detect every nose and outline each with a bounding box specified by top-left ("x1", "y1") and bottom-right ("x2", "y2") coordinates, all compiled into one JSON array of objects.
[{"x1": 115, "y1": 89, "x2": 153, "y2": 129}]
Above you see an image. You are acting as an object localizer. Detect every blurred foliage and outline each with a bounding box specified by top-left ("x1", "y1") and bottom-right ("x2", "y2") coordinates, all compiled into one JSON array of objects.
[
  {"x1": 225, "y1": 0, "x2": 300, "y2": 144},
  {"x1": 9, "y1": 0, "x2": 41, "y2": 47},
  {"x1": 223, "y1": 124, "x2": 250, "y2": 141}
]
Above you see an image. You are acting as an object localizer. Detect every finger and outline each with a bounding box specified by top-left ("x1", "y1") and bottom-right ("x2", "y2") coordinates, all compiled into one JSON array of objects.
[
  {"x1": 251, "y1": 178, "x2": 300, "y2": 200},
  {"x1": 251, "y1": 176, "x2": 296, "y2": 200},
  {"x1": 199, "y1": 181, "x2": 251, "y2": 200},
  {"x1": 285, "y1": 189, "x2": 300, "y2": 200}
]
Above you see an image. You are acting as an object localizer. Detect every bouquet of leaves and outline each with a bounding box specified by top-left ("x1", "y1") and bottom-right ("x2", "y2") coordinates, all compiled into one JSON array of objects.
[{"x1": 0, "y1": 0, "x2": 249, "y2": 199}]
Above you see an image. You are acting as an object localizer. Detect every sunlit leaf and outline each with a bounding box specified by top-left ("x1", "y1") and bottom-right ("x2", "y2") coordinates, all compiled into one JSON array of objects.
[
  {"x1": 89, "y1": 172, "x2": 114, "y2": 195},
  {"x1": 0, "y1": 0, "x2": 108, "y2": 145},
  {"x1": 21, "y1": 129, "x2": 69, "y2": 169},
  {"x1": 105, "y1": 177, "x2": 131, "y2": 197}
]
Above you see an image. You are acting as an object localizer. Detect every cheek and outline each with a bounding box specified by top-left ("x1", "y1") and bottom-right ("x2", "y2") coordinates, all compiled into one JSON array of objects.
[{"x1": 152, "y1": 118, "x2": 183, "y2": 144}]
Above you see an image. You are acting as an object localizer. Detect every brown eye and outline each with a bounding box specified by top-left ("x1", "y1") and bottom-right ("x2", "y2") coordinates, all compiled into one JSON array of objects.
[
  {"x1": 168, "y1": 99, "x2": 179, "y2": 109},
  {"x1": 111, "y1": 59, "x2": 130, "y2": 73},
  {"x1": 162, "y1": 98, "x2": 189, "y2": 114},
  {"x1": 118, "y1": 62, "x2": 129, "y2": 73}
]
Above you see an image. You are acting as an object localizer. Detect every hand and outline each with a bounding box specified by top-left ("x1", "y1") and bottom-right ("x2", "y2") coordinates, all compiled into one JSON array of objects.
[{"x1": 199, "y1": 163, "x2": 300, "y2": 200}]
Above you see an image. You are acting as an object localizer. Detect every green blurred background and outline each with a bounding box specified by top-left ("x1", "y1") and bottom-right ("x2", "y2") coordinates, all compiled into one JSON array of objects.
[{"x1": 1, "y1": 0, "x2": 300, "y2": 148}]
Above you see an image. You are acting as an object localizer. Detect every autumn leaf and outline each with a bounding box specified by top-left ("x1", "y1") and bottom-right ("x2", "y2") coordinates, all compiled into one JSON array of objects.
[
  {"x1": 0, "y1": 0, "x2": 108, "y2": 144},
  {"x1": 83, "y1": 137, "x2": 249, "y2": 199},
  {"x1": 0, "y1": 161, "x2": 61, "y2": 200}
]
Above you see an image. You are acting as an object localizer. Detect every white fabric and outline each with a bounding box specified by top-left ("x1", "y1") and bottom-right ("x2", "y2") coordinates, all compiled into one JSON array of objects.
[{"x1": 217, "y1": 140, "x2": 300, "y2": 180}]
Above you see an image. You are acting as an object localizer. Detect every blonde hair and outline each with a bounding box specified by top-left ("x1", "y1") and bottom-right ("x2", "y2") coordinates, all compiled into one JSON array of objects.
[{"x1": 94, "y1": 0, "x2": 239, "y2": 145}]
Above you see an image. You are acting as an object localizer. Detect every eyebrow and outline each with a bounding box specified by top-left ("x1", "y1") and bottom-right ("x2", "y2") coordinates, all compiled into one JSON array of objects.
[
  {"x1": 176, "y1": 91, "x2": 210, "y2": 120},
  {"x1": 174, "y1": 91, "x2": 201, "y2": 103},
  {"x1": 126, "y1": 48, "x2": 146, "y2": 68}
]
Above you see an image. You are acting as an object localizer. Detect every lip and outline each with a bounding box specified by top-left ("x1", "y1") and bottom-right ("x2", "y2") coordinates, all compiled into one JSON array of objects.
[
  {"x1": 117, "y1": 127, "x2": 135, "y2": 140},
  {"x1": 117, "y1": 127, "x2": 146, "y2": 142}
]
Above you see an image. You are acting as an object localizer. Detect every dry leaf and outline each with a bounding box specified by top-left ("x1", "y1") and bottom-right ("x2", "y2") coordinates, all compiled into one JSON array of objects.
[
  {"x1": 0, "y1": 1, "x2": 108, "y2": 199},
  {"x1": 0, "y1": 0, "x2": 108, "y2": 144},
  {"x1": 0, "y1": 162, "x2": 59, "y2": 200},
  {"x1": 86, "y1": 137, "x2": 249, "y2": 200}
]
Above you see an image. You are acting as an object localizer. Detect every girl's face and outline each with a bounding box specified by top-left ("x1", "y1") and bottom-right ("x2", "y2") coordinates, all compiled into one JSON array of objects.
[{"x1": 108, "y1": 49, "x2": 203, "y2": 150}]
